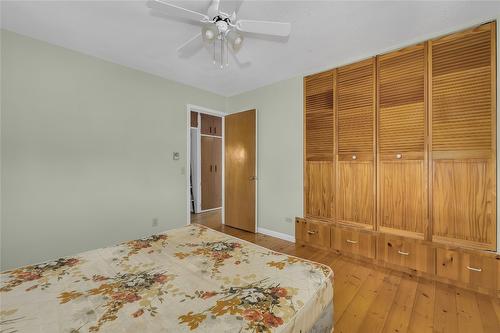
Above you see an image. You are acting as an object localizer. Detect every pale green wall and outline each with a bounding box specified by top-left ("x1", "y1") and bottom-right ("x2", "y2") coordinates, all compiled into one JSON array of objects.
[
  {"x1": 226, "y1": 77, "x2": 303, "y2": 237},
  {"x1": 0, "y1": 30, "x2": 226, "y2": 269}
]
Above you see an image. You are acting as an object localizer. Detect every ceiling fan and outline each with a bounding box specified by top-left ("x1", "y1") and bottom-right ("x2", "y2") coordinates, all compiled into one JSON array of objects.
[{"x1": 148, "y1": 0, "x2": 292, "y2": 68}]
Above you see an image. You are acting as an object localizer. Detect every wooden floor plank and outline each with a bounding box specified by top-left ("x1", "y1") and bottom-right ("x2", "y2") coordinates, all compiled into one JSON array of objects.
[
  {"x1": 334, "y1": 269, "x2": 387, "y2": 333},
  {"x1": 357, "y1": 271, "x2": 402, "y2": 333},
  {"x1": 406, "y1": 278, "x2": 436, "y2": 333},
  {"x1": 476, "y1": 293, "x2": 500, "y2": 333},
  {"x1": 191, "y1": 210, "x2": 494, "y2": 333},
  {"x1": 456, "y1": 289, "x2": 484, "y2": 333},
  {"x1": 381, "y1": 274, "x2": 419, "y2": 333},
  {"x1": 433, "y1": 283, "x2": 459, "y2": 333},
  {"x1": 332, "y1": 259, "x2": 372, "y2": 322}
]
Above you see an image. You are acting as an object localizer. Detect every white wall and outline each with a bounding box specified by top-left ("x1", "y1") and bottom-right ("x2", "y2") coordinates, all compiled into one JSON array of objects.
[
  {"x1": 226, "y1": 77, "x2": 303, "y2": 237},
  {"x1": 0, "y1": 30, "x2": 226, "y2": 269}
]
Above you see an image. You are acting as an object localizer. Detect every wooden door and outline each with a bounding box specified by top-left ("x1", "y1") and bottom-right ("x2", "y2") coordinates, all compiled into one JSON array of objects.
[
  {"x1": 336, "y1": 58, "x2": 376, "y2": 229},
  {"x1": 225, "y1": 110, "x2": 256, "y2": 232},
  {"x1": 201, "y1": 136, "x2": 222, "y2": 210},
  {"x1": 212, "y1": 136, "x2": 222, "y2": 208},
  {"x1": 429, "y1": 22, "x2": 496, "y2": 250},
  {"x1": 304, "y1": 70, "x2": 335, "y2": 221},
  {"x1": 377, "y1": 44, "x2": 427, "y2": 238}
]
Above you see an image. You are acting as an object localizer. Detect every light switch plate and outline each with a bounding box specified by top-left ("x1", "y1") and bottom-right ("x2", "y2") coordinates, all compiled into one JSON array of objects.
[{"x1": 173, "y1": 152, "x2": 180, "y2": 160}]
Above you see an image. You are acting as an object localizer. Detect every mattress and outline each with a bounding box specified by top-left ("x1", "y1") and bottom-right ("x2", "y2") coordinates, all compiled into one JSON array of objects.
[{"x1": 1, "y1": 224, "x2": 333, "y2": 332}]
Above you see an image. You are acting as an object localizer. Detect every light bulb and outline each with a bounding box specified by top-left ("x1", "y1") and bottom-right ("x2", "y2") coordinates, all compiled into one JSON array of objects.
[
  {"x1": 226, "y1": 30, "x2": 243, "y2": 52},
  {"x1": 202, "y1": 24, "x2": 218, "y2": 42}
]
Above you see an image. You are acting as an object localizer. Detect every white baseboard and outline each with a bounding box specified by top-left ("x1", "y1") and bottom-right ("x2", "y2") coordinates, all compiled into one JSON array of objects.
[{"x1": 257, "y1": 227, "x2": 295, "y2": 243}]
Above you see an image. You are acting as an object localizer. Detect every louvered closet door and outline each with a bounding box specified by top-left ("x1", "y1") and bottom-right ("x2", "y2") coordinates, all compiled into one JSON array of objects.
[
  {"x1": 304, "y1": 70, "x2": 335, "y2": 220},
  {"x1": 378, "y1": 44, "x2": 427, "y2": 238},
  {"x1": 336, "y1": 58, "x2": 376, "y2": 229},
  {"x1": 430, "y1": 22, "x2": 496, "y2": 250}
]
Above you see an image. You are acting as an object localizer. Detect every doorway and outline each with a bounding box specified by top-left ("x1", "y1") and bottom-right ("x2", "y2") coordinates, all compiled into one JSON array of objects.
[
  {"x1": 188, "y1": 106, "x2": 225, "y2": 226},
  {"x1": 186, "y1": 106, "x2": 257, "y2": 233}
]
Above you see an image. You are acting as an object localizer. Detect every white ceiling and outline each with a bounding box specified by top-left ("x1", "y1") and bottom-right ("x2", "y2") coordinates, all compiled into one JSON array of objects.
[{"x1": 2, "y1": 1, "x2": 500, "y2": 97}]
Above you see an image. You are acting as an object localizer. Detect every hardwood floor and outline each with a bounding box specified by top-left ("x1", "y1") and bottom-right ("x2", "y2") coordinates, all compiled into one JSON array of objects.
[{"x1": 191, "y1": 210, "x2": 500, "y2": 333}]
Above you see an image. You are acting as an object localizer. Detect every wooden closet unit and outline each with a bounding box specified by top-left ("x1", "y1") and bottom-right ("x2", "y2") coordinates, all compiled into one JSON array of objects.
[
  {"x1": 304, "y1": 70, "x2": 335, "y2": 220},
  {"x1": 299, "y1": 21, "x2": 498, "y2": 296},
  {"x1": 377, "y1": 44, "x2": 428, "y2": 238},
  {"x1": 429, "y1": 22, "x2": 496, "y2": 250},
  {"x1": 201, "y1": 136, "x2": 222, "y2": 210},
  {"x1": 335, "y1": 58, "x2": 376, "y2": 229},
  {"x1": 201, "y1": 114, "x2": 222, "y2": 136}
]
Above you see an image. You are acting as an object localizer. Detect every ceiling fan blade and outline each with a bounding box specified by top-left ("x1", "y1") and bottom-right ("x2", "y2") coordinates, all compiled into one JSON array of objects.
[
  {"x1": 221, "y1": 0, "x2": 244, "y2": 17},
  {"x1": 236, "y1": 19, "x2": 291, "y2": 37},
  {"x1": 177, "y1": 33, "x2": 203, "y2": 57},
  {"x1": 148, "y1": 0, "x2": 209, "y2": 22},
  {"x1": 230, "y1": 51, "x2": 251, "y2": 68},
  {"x1": 207, "y1": 0, "x2": 220, "y2": 19}
]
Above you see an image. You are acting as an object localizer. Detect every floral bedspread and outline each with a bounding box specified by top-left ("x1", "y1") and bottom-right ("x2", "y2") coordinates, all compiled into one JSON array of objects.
[{"x1": 0, "y1": 224, "x2": 333, "y2": 332}]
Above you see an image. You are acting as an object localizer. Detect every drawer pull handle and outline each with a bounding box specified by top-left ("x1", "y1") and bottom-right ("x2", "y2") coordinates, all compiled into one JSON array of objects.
[
  {"x1": 346, "y1": 239, "x2": 358, "y2": 244},
  {"x1": 466, "y1": 266, "x2": 482, "y2": 272},
  {"x1": 307, "y1": 231, "x2": 316, "y2": 235},
  {"x1": 397, "y1": 250, "x2": 409, "y2": 256}
]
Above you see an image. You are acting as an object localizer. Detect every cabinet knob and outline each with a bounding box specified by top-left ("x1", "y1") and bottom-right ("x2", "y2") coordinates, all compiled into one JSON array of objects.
[
  {"x1": 396, "y1": 153, "x2": 402, "y2": 159},
  {"x1": 352, "y1": 155, "x2": 357, "y2": 160}
]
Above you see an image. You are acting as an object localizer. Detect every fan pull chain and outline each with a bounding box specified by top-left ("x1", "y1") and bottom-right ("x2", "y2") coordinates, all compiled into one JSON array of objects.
[
  {"x1": 220, "y1": 37, "x2": 223, "y2": 69},
  {"x1": 226, "y1": 39, "x2": 229, "y2": 67}
]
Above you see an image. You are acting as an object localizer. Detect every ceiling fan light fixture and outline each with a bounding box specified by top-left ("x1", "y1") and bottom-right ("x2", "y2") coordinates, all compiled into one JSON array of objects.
[
  {"x1": 227, "y1": 30, "x2": 243, "y2": 52},
  {"x1": 202, "y1": 24, "x2": 218, "y2": 42}
]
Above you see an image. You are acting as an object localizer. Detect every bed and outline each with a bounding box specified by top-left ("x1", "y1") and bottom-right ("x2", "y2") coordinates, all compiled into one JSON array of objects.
[{"x1": 0, "y1": 224, "x2": 333, "y2": 332}]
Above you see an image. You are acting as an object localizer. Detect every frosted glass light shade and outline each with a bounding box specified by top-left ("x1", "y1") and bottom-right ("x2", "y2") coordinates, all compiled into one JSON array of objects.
[
  {"x1": 226, "y1": 30, "x2": 243, "y2": 52},
  {"x1": 202, "y1": 24, "x2": 218, "y2": 42}
]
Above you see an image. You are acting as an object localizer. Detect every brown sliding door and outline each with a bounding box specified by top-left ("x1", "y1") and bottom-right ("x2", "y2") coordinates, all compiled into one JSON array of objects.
[{"x1": 225, "y1": 109, "x2": 256, "y2": 232}]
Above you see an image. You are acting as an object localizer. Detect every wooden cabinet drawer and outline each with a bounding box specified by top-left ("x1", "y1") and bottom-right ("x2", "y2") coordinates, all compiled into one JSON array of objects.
[
  {"x1": 377, "y1": 234, "x2": 435, "y2": 274},
  {"x1": 295, "y1": 218, "x2": 330, "y2": 249},
  {"x1": 330, "y1": 225, "x2": 376, "y2": 259},
  {"x1": 436, "y1": 248, "x2": 499, "y2": 291}
]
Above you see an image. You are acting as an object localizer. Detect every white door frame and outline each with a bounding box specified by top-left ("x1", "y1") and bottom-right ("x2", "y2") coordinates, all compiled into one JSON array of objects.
[{"x1": 186, "y1": 104, "x2": 227, "y2": 226}]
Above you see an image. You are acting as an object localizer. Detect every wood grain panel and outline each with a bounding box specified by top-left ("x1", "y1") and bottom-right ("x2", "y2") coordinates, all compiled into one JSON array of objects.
[
  {"x1": 337, "y1": 58, "x2": 375, "y2": 154},
  {"x1": 436, "y1": 248, "x2": 498, "y2": 292},
  {"x1": 337, "y1": 161, "x2": 374, "y2": 227},
  {"x1": 431, "y1": 25, "x2": 493, "y2": 152},
  {"x1": 305, "y1": 161, "x2": 334, "y2": 220},
  {"x1": 429, "y1": 22, "x2": 496, "y2": 250},
  {"x1": 377, "y1": 43, "x2": 427, "y2": 238},
  {"x1": 225, "y1": 110, "x2": 256, "y2": 232},
  {"x1": 379, "y1": 161, "x2": 425, "y2": 234},
  {"x1": 330, "y1": 225, "x2": 376, "y2": 259},
  {"x1": 432, "y1": 160, "x2": 495, "y2": 249},
  {"x1": 190, "y1": 111, "x2": 198, "y2": 128},
  {"x1": 377, "y1": 234, "x2": 435, "y2": 274},
  {"x1": 201, "y1": 136, "x2": 222, "y2": 210},
  {"x1": 305, "y1": 70, "x2": 334, "y2": 161}
]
